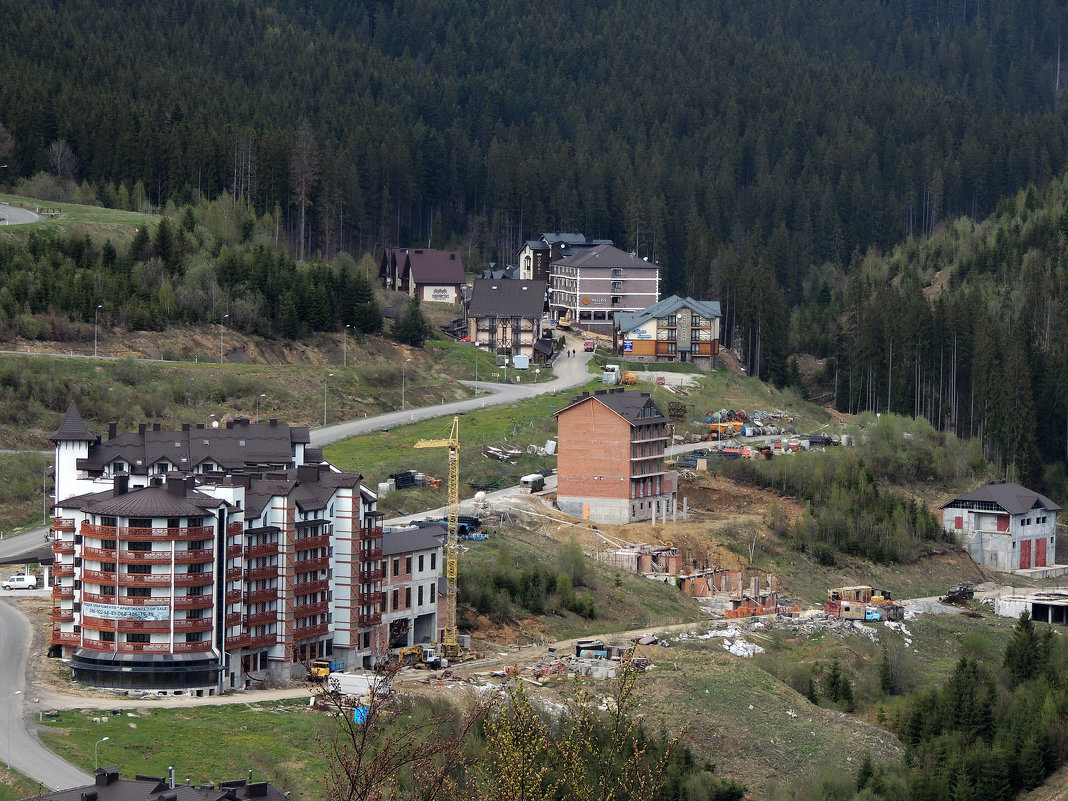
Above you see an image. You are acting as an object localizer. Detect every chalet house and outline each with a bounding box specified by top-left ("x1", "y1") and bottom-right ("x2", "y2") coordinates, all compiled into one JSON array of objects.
[
  {"x1": 941, "y1": 481, "x2": 1061, "y2": 573},
  {"x1": 379, "y1": 246, "x2": 465, "y2": 304},
  {"x1": 47, "y1": 403, "x2": 443, "y2": 694},
  {"x1": 517, "y1": 232, "x2": 613, "y2": 282},
  {"x1": 548, "y1": 244, "x2": 660, "y2": 333},
  {"x1": 555, "y1": 389, "x2": 677, "y2": 524},
  {"x1": 465, "y1": 279, "x2": 552, "y2": 362},
  {"x1": 616, "y1": 295, "x2": 722, "y2": 369}
]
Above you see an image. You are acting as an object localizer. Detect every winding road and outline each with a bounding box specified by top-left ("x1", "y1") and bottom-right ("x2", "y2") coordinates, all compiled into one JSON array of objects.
[
  {"x1": 0, "y1": 203, "x2": 41, "y2": 226},
  {"x1": 0, "y1": 334, "x2": 600, "y2": 790}
]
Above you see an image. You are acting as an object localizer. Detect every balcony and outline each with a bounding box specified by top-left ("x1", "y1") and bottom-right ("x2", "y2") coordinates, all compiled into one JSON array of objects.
[
  {"x1": 51, "y1": 608, "x2": 75, "y2": 622},
  {"x1": 246, "y1": 566, "x2": 277, "y2": 582},
  {"x1": 52, "y1": 540, "x2": 75, "y2": 555},
  {"x1": 52, "y1": 630, "x2": 80, "y2": 645},
  {"x1": 80, "y1": 523, "x2": 215, "y2": 542},
  {"x1": 173, "y1": 595, "x2": 213, "y2": 610},
  {"x1": 226, "y1": 566, "x2": 242, "y2": 581},
  {"x1": 247, "y1": 634, "x2": 276, "y2": 649},
  {"x1": 243, "y1": 587, "x2": 276, "y2": 605},
  {"x1": 83, "y1": 592, "x2": 169, "y2": 607},
  {"x1": 227, "y1": 522, "x2": 243, "y2": 538},
  {"x1": 295, "y1": 533, "x2": 330, "y2": 551},
  {"x1": 174, "y1": 618, "x2": 214, "y2": 633},
  {"x1": 294, "y1": 600, "x2": 329, "y2": 617},
  {"x1": 116, "y1": 619, "x2": 171, "y2": 634},
  {"x1": 225, "y1": 589, "x2": 241, "y2": 604},
  {"x1": 359, "y1": 568, "x2": 383, "y2": 583},
  {"x1": 357, "y1": 590, "x2": 381, "y2": 605},
  {"x1": 293, "y1": 621, "x2": 329, "y2": 639},
  {"x1": 225, "y1": 612, "x2": 241, "y2": 626},
  {"x1": 52, "y1": 518, "x2": 75, "y2": 532},
  {"x1": 226, "y1": 633, "x2": 252, "y2": 649},
  {"x1": 246, "y1": 610, "x2": 276, "y2": 627},
  {"x1": 296, "y1": 578, "x2": 329, "y2": 595},
  {"x1": 360, "y1": 546, "x2": 383, "y2": 561},
  {"x1": 52, "y1": 585, "x2": 74, "y2": 600},
  {"x1": 53, "y1": 564, "x2": 74, "y2": 577},
  {"x1": 245, "y1": 542, "x2": 278, "y2": 559},
  {"x1": 174, "y1": 549, "x2": 215, "y2": 565},
  {"x1": 296, "y1": 556, "x2": 329, "y2": 573},
  {"x1": 86, "y1": 571, "x2": 213, "y2": 588},
  {"x1": 227, "y1": 544, "x2": 243, "y2": 559},
  {"x1": 81, "y1": 545, "x2": 117, "y2": 561},
  {"x1": 357, "y1": 612, "x2": 382, "y2": 627}
]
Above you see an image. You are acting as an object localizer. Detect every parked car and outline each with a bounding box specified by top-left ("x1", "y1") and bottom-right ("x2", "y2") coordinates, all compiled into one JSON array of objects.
[
  {"x1": 2, "y1": 573, "x2": 37, "y2": 590},
  {"x1": 656, "y1": 376, "x2": 666, "y2": 385},
  {"x1": 583, "y1": 339, "x2": 595, "y2": 352}
]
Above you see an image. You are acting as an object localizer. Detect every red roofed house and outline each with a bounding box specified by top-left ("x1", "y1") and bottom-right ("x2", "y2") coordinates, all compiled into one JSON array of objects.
[{"x1": 378, "y1": 247, "x2": 466, "y2": 304}]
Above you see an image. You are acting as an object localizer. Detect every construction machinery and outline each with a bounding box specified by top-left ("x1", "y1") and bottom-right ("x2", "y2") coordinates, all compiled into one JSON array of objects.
[
  {"x1": 307, "y1": 659, "x2": 344, "y2": 681},
  {"x1": 415, "y1": 416, "x2": 461, "y2": 658}
]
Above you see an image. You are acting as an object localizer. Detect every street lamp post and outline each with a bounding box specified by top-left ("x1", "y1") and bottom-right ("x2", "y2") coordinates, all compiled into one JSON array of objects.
[
  {"x1": 42, "y1": 465, "x2": 51, "y2": 524},
  {"x1": 323, "y1": 374, "x2": 334, "y2": 426},
  {"x1": 220, "y1": 314, "x2": 229, "y2": 363},
  {"x1": 6, "y1": 690, "x2": 22, "y2": 769},
  {"x1": 94, "y1": 736, "x2": 110, "y2": 770},
  {"x1": 93, "y1": 304, "x2": 102, "y2": 358},
  {"x1": 256, "y1": 394, "x2": 266, "y2": 424},
  {"x1": 401, "y1": 358, "x2": 412, "y2": 411},
  {"x1": 343, "y1": 324, "x2": 350, "y2": 367}
]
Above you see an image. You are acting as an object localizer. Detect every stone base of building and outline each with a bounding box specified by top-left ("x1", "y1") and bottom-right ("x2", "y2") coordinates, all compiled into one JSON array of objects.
[
  {"x1": 1015, "y1": 564, "x2": 1068, "y2": 579},
  {"x1": 558, "y1": 493, "x2": 676, "y2": 524}
]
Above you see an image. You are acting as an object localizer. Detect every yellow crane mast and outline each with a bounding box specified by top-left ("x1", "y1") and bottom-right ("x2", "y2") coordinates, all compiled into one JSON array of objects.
[{"x1": 414, "y1": 416, "x2": 461, "y2": 657}]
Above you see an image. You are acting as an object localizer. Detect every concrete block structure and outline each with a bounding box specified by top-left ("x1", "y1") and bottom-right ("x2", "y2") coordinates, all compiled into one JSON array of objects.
[
  {"x1": 382, "y1": 524, "x2": 445, "y2": 650},
  {"x1": 555, "y1": 389, "x2": 677, "y2": 524},
  {"x1": 47, "y1": 403, "x2": 442, "y2": 694},
  {"x1": 941, "y1": 480, "x2": 1061, "y2": 574}
]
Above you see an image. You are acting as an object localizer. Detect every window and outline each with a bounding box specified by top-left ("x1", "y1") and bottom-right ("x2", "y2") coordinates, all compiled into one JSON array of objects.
[
  {"x1": 99, "y1": 631, "x2": 115, "y2": 642},
  {"x1": 611, "y1": 281, "x2": 623, "y2": 291},
  {"x1": 126, "y1": 587, "x2": 151, "y2": 597},
  {"x1": 126, "y1": 564, "x2": 151, "y2": 574},
  {"x1": 392, "y1": 589, "x2": 399, "y2": 611},
  {"x1": 127, "y1": 633, "x2": 150, "y2": 643},
  {"x1": 187, "y1": 608, "x2": 204, "y2": 620},
  {"x1": 393, "y1": 558, "x2": 400, "y2": 577},
  {"x1": 418, "y1": 554, "x2": 424, "y2": 572},
  {"x1": 611, "y1": 268, "x2": 622, "y2": 277},
  {"x1": 185, "y1": 632, "x2": 203, "y2": 643},
  {"x1": 405, "y1": 587, "x2": 411, "y2": 607},
  {"x1": 405, "y1": 556, "x2": 412, "y2": 574},
  {"x1": 129, "y1": 518, "x2": 152, "y2": 529},
  {"x1": 100, "y1": 538, "x2": 116, "y2": 550},
  {"x1": 418, "y1": 585, "x2": 424, "y2": 605},
  {"x1": 430, "y1": 553, "x2": 437, "y2": 570},
  {"x1": 128, "y1": 541, "x2": 151, "y2": 551},
  {"x1": 430, "y1": 583, "x2": 436, "y2": 603},
  {"x1": 100, "y1": 561, "x2": 116, "y2": 573}
]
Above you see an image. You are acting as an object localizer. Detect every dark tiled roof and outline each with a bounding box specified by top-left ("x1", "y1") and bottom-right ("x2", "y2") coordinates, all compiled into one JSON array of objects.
[
  {"x1": 942, "y1": 482, "x2": 1062, "y2": 514},
  {"x1": 241, "y1": 467, "x2": 365, "y2": 520},
  {"x1": 405, "y1": 249, "x2": 466, "y2": 286},
  {"x1": 533, "y1": 338, "x2": 554, "y2": 357},
  {"x1": 49, "y1": 401, "x2": 97, "y2": 443},
  {"x1": 78, "y1": 419, "x2": 309, "y2": 475},
  {"x1": 616, "y1": 295, "x2": 722, "y2": 333},
  {"x1": 61, "y1": 485, "x2": 228, "y2": 517},
  {"x1": 553, "y1": 244, "x2": 658, "y2": 270},
  {"x1": 25, "y1": 768, "x2": 288, "y2": 801},
  {"x1": 467, "y1": 279, "x2": 547, "y2": 317},
  {"x1": 383, "y1": 524, "x2": 444, "y2": 556},
  {"x1": 555, "y1": 389, "x2": 668, "y2": 425}
]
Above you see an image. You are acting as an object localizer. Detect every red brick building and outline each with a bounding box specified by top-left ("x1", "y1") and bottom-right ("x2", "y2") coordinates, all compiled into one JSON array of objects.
[{"x1": 554, "y1": 389, "x2": 677, "y2": 524}]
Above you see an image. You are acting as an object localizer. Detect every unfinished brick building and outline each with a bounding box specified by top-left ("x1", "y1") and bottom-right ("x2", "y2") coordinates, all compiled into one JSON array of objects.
[{"x1": 555, "y1": 389, "x2": 677, "y2": 524}]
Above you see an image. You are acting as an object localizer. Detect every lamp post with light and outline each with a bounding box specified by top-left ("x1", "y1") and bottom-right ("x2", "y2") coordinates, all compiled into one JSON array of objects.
[
  {"x1": 401, "y1": 358, "x2": 412, "y2": 411},
  {"x1": 219, "y1": 314, "x2": 229, "y2": 363},
  {"x1": 343, "y1": 324, "x2": 350, "y2": 367},
  {"x1": 256, "y1": 394, "x2": 266, "y2": 424},
  {"x1": 323, "y1": 374, "x2": 334, "y2": 426},
  {"x1": 95, "y1": 736, "x2": 110, "y2": 770},
  {"x1": 93, "y1": 304, "x2": 103, "y2": 357},
  {"x1": 6, "y1": 690, "x2": 22, "y2": 769}
]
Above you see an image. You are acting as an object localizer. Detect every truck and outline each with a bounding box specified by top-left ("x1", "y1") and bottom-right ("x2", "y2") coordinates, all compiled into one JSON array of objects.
[
  {"x1": 395, "y1": 645, "x2": 444, "y2": 670},
  {"x1": 327, "y1": 672, "x2": 393, "y2": 699},
  {"x1": 307, "y1": 659, "x2": 345, "y2": 681}
]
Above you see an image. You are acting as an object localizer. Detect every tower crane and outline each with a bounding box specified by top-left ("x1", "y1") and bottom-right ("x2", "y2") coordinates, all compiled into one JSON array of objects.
[{"x1": 414, "y1": 416, "x2": 461, "y2": 657}]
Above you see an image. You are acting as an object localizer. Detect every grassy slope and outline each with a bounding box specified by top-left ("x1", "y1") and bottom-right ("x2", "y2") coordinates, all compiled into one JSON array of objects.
[
  {"x1": 0, "y1": 193, "x2": 152, "y2": 245},
  {"x1": 0, "y1": 768, "x2": 45, "y2": 801}
]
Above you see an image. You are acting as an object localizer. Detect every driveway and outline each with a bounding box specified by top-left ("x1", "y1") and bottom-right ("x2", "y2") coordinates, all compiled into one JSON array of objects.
[{"x1": 0, "y1": 203, "x2": 41, "y2": 226}]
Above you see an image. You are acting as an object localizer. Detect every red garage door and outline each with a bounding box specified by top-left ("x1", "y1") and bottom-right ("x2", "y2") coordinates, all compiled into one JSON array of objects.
[
  {"x1": 1021, "y1": 539, "x2": 1032, "y2": 570},
  {"x1": 1036, "y1": 538, "x2": 1047, "y2": 568}
]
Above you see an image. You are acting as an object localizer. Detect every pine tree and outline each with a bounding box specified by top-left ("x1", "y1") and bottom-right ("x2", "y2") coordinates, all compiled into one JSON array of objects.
[
  {"x1": 879, "y1": 643, "x2": 895, "y2": 695},
  {"x1": 392, "y1": 296, "x2": 428, "y2": 347}
]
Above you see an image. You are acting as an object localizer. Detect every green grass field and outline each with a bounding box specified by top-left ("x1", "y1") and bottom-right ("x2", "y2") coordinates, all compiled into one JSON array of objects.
[
  {"x1": 0, "y1": 193, "x2": 153, "y2": 244},
  {"x1": 0, "y1": 767, "x2": 46, "y2": 801}
]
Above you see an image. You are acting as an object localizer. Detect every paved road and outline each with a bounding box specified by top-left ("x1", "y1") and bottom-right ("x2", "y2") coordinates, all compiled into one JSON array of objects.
[
  {"x1": 311, "y1": 337, "x2": 596, "y2": 447},
  {"x1": 0, "y1": 203, "x2": 41, "y2": 226},
  {"x1": 0, "y1": 600, "x2": 93, "y2": 790}
]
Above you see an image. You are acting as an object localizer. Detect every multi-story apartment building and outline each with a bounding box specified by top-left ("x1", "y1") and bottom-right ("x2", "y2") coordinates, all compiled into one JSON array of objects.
[
  {"x1": 465, "y1": 279, "x2": 552, "y2": 362},
  {"x1": 548, "y1": 245, "x2": 660, "y2": 333},
  {"x1": 554, "y1": 389, "x2": 677, "y2": 524},
  {"x1": 382, "y1": 524, "x2": 446, "y2": 649},
  {"x1": 46, "y1": 404, "x2": 441, "y2": 693},
  {"x1": 616, "y1": 295, "x2": 722, "y2": 369},
  {"x1": 517, "y1": 232, "x2": 613, "y2": 281}
]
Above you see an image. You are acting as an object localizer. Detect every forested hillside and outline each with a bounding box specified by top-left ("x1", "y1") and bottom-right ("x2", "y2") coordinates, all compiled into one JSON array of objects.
[{"x1": 1, "y1": 0, "x2": 1066, "y2": 293}]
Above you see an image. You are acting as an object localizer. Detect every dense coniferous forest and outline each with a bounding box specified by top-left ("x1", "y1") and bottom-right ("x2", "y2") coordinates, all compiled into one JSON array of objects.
[{"x1": 3, "y1": 0, "x2": 1068, "y2": 494}]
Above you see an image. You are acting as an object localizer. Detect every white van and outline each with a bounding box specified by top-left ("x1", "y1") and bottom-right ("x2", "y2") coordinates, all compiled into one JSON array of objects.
[{"x1": 2, "y1": 574, "x2": 37, "y2": 590}]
